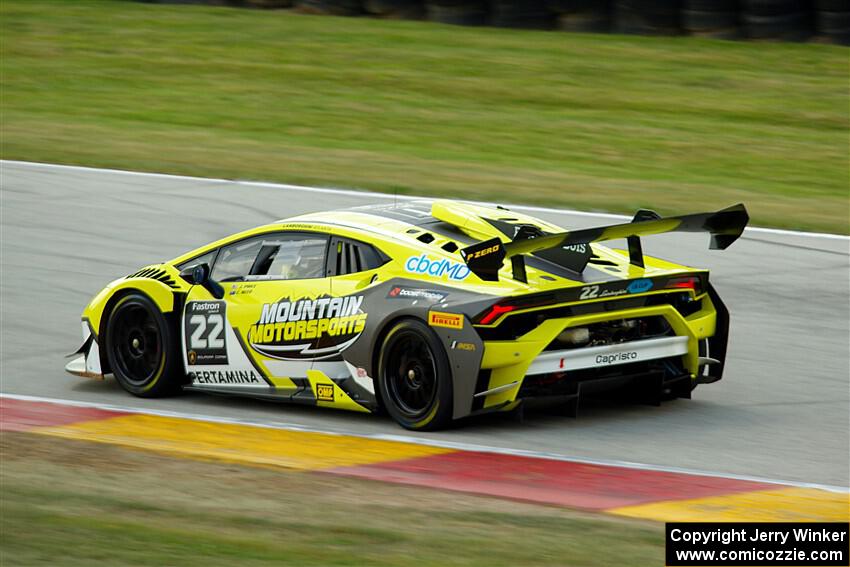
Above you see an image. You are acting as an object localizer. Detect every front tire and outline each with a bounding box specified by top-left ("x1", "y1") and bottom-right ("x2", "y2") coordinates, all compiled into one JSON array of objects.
[
  {"x1": 105, "y1": 293, "x2": 183, "y2": 397},
  {"x1": 378, "y1": 319, "x2": 454, "y2": 431}
]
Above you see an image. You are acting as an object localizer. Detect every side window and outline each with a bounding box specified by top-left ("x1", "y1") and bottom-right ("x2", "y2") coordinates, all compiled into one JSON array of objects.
[
  {"x1": 211, "y1": 233, "x2": 329, "y2": 282},
  {"x1": 211, "y1": 236, "x2": 266, "y2": 282},
  {"x1": 329, "y1": 237, "x2": 388, "y2": 276},
  {"x1": 253, "y1": 236, "x2": 328, "y2": 281},
  {"x1": 176, "y1": 250, "x2": 217, "y2": 273}
]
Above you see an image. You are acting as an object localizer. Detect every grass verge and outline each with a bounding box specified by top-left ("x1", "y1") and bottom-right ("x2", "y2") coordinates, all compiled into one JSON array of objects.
[
  {"x1": 1, "y1": 0, "x2": 847, "y2": 233},
  {"x1": 0, "y1": 432, "x2": 663, "y2": 566}
]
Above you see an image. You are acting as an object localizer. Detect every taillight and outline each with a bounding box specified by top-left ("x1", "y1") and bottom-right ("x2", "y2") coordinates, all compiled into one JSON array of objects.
[
  {"x1": 476, "y1": 303, "x2": 517, "y2": 325},
  {"x1": 665, "y1": 276, "x2": 703, "y2": 295}
]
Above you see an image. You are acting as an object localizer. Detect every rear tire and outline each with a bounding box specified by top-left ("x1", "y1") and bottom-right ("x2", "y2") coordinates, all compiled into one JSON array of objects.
[
  {"x1": 378, "y1": 319, "x2": 453, "y2": 431},
  {"x1": 105, "y1": 293, "x2": 183, "y2": 397}
]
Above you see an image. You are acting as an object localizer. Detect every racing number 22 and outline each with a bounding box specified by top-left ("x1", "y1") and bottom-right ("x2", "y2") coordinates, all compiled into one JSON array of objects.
[
  {"x1": 189, "y1": 313, "x2": 225, "y2": 349},
  {"x1": 579, "y1": 285, "x2": 599, "y2": 300}
]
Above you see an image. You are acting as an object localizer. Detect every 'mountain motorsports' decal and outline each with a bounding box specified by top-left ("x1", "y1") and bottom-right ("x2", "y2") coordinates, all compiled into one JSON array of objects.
[{"x1": 249, "y1": 295, "x2": 367, "y2": 361}]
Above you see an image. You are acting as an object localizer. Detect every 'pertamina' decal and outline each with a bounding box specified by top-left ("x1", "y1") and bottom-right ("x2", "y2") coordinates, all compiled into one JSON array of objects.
[{"x1": 189, "y1": 369, "x2": 261, "y2": 385}]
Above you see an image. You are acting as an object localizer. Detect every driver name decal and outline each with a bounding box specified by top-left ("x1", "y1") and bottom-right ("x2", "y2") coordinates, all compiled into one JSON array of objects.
[{"x1": 249, "y1": 295, "x2": 367, "y2": 361}]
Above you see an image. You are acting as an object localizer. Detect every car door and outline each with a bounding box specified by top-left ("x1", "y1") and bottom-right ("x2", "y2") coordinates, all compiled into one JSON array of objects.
[
  {"x1": 321, "y1": 236, "x2": 389, "y2": 385},
  {"x1": 181, "y1": 231, "x2": 331, "y2": 396}
]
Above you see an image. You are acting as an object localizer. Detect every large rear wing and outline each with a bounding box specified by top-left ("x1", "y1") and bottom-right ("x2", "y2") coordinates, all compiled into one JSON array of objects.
[{"x1": 459, "y1": 204, "x2": 749, "y2": 282}]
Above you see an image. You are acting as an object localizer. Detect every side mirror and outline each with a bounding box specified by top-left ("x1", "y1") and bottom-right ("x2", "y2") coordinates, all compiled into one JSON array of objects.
[
  {"x1": 179, "y1": 263, "x2": 224, "y2": 299},
  {"x1": 179, "y1": 263, "x2": 208, "y2": 286}
]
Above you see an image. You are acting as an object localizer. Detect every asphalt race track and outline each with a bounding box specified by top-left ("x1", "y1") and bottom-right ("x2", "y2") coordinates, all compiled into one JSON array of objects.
[{"x1": 1, "y1": 160, "x2": 848, "y2": 487}]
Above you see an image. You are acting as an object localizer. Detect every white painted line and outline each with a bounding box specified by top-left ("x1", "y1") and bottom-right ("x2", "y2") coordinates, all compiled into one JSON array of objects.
[
  {"x1": 3, "y1": 392, "x2": 847, "y2": 494},
  {"x1": 2, "y1": 160, "x2": 847, "y2": 241}
]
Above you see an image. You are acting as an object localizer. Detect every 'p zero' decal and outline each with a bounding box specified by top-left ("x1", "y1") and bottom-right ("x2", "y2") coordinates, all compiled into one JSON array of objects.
[
  {"x1": 185, "y1": 301, "x2": 228, "y2": 366},
  {"x1": 249, "y1": 295, "x2": 367, "y2": 361}
]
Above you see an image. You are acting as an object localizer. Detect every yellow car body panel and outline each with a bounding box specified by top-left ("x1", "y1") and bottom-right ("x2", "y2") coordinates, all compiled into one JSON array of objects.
[
  {"x1": 478, "y1": 302, "x2": 711, "y2": 409},
  {"x1": 67, "y1": 199, "x2": 747, "y2": 428},
  {"x1": 83, "y1": 268, "x2": 185, "y2": 338}
]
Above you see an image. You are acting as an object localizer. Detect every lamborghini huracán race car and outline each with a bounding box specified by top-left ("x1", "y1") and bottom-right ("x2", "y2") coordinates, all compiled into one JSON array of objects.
[{"x1": 67, "y1": 200, "x2": 749, "y2": 430}]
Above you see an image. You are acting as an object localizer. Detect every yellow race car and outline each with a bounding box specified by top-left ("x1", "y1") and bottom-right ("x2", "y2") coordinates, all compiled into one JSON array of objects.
[{"x1": 66, "y1": 200, "x2": 748, "y2": 430}]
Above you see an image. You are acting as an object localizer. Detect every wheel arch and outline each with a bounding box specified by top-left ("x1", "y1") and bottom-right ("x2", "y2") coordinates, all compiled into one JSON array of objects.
[
  {"x1": 373, "y1": 316, "x2": 455, "y2": 430},
  {"x1": 86, "y1": 278, "x2": 177, "y2": 336},
  {"x1": 369, "y1": 314, "x2": 425, "y2": 410},
  {"x1": 93, "y1": 282, "x2": 183, "y2": 374}
]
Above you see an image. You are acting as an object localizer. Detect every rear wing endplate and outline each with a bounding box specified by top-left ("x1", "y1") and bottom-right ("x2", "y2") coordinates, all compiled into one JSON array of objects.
[{"x1": 459, "y1": 203, "x2": 749, "y2": 282}]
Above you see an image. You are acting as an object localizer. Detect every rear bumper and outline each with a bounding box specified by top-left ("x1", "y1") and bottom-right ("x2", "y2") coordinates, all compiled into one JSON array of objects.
[
  {"x1": 525, "y1": 336, "x2": 689, "y2": 375},
  {"x1": 474, "y1": 293, "x2": 722, "y2": 411}
]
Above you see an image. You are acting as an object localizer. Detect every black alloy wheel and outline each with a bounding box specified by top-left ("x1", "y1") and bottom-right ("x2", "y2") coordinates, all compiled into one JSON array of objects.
[
  {"x1": 378, "y1": 319, "x2": 453, "y2": 430},
  {"x1": 106, "y1": 293, "x2": 181, "y2": 397}
]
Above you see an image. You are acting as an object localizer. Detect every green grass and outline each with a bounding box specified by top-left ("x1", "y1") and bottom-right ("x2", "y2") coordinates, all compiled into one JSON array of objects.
[
  {"x1": 0, "y1": 433, "x2": 663, "y2": 566},
  {"x1": 1, "y1": 0, "x2": 848, "y2": 233}
]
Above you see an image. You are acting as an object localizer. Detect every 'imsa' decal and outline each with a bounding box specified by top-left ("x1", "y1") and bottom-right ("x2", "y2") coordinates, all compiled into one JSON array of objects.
[
  {"x1": 249, "y1": 295, "x2": 367, "y2": 361},
  {"x1": 185, "y1": 301, "x2": 228, "y2": 366}
]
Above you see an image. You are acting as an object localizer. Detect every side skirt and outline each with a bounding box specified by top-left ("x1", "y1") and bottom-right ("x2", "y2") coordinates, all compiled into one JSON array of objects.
[{"x1": 182, "y1": 384, "x2": 314, "y2": 404}]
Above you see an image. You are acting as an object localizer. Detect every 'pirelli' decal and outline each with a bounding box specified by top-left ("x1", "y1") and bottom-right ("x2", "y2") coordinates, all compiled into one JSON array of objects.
[{"x1": 429, "y1": 311, "x2": 463, "y2": 330}]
